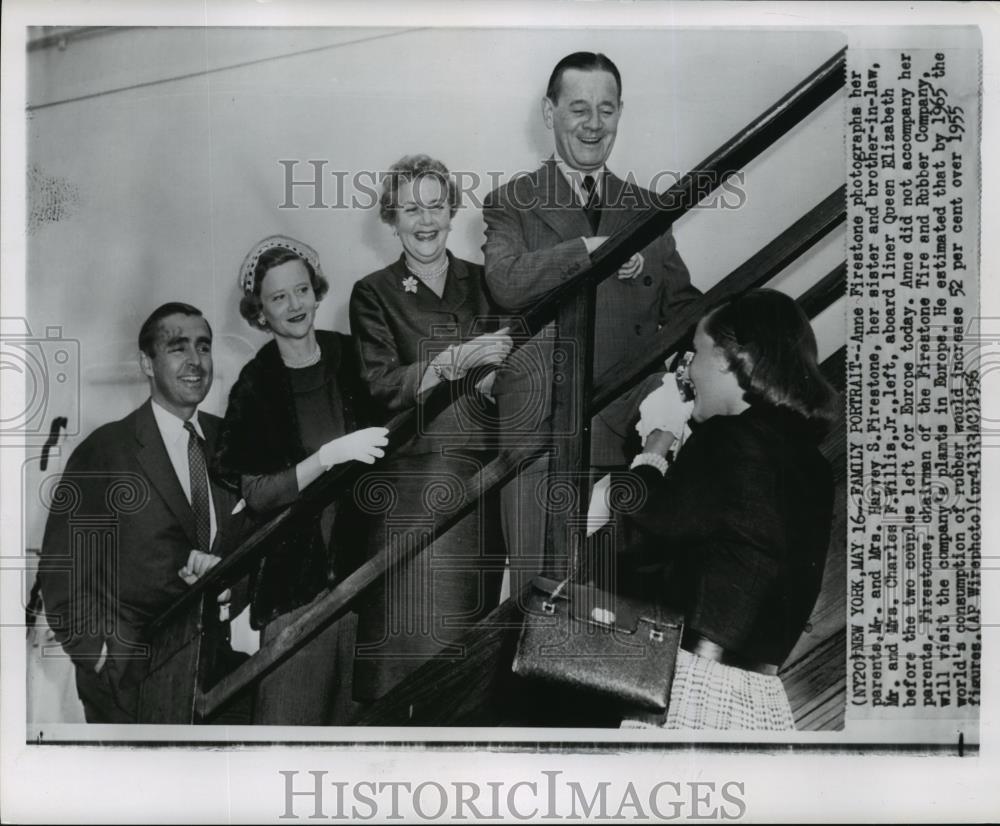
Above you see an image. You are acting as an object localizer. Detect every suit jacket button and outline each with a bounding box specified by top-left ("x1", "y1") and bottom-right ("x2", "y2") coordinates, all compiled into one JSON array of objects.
[{"x1": 643, "y1": 275, "x2": 653, "y2": 286}]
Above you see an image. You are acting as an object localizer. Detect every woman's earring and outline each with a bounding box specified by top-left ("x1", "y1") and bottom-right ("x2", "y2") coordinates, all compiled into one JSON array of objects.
[{"x1": 258, "y1": 314, "x2": 266, "y2": 326}]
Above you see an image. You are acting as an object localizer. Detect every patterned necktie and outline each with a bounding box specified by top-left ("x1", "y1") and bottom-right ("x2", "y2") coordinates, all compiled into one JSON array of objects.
[
  {"x1": 582, "y1": 174, "x2": 601, "y2": 234},
  {"x1": 184, "y1": 421, "x2": 211, "y2": 552}
]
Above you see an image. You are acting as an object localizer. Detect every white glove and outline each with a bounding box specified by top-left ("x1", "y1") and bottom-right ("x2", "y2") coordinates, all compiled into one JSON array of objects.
[
  {"x1": 635, "y1": 373, "x2": 693, "y2": 442},
  {"x1": 318, "y1": 427, "x2": 389, "y2": 468},
  {"x1": 434, "y1": 327, "x2": 512, "y2": 380}
]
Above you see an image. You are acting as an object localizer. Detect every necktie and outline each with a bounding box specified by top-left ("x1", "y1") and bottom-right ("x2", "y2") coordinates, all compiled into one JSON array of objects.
[
  {"x1": 184, "y1": 421, "x2": 211, "y2": 552},
  {"x1": 582, "y1": 174, "x2": 601, "y2": 234}
]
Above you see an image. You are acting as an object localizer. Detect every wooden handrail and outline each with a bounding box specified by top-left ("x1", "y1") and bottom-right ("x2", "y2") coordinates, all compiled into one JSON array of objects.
[
  {"x1": 199, "y1": 258, "x2": 848, "y2": 717},
  {"x1": 798, "y1": 263, "x2": 847, "y2": 319},
  {"x1": 146, "y1": 361, "x2": 482, "y2": 637},
  {"x1": 515, "y1": 48, "x2": 846, "y2": 339},
  {"x1": 143, "y1": 48, "x2": 848, "y2": 720},
  {"x1": 353, "y1": 343, "x2": 849, "y2": 727},
  {"x1": 198, "y1": 442, "x2": 548, "y2": 716},
  {"x1": 590, "y1": 186, "x2": 846, "y2": 415},
  {"x1": 152, "y1": 47, "x2": 846, "y2": 634}
]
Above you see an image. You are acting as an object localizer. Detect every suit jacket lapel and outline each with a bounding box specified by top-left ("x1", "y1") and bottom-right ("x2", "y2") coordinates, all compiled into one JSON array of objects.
[
  {"x1": 439, "y1": 255, "x2": 472, "y2": 314},
  {"x1": 388, "y1": 256, "x2": 438, "y2": 314},
  {"x1": 531, "y1": 158, "x2": 592, "y2": 241},
  {"x1": 391, "y1": 254, "x2": 471, "y2": 318},
  {"x1": 598, "y1": 170, "x2": 644, "y2": 237},
  {"x1": 134, "y1": 399, "x2": 199, "y2": 549}
]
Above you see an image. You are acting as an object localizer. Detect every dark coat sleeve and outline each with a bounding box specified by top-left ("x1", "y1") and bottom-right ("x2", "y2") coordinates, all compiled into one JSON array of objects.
[
  {"x1": 210, "y1": 334, "x2": 368, "y2": 628},
  {"x1": 615, "y1": 417, "x2": 787, "y2": 563},
  {"x1": 212, "y1": 359, "x2": 265, "y2": 494},
  {"x1": 482, "y1": 183, "x2": 592, "y2": 311},
  {"x1": 654, "y1": 229, "x2": 701, "y2": 326},
  {"x1": 211, "y1": 351, "x2": 303, "y2": 510},
  {"x1": 349, "y1": 277, "x2": 429, "y2": 414}
]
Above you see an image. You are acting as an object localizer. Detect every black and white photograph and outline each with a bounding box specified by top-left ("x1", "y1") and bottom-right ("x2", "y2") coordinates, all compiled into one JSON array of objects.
[{"x1": 1, "y1": 1, "x2": 996, "y2": 822}]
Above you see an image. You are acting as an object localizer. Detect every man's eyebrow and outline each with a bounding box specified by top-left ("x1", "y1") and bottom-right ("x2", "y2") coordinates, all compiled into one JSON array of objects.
[
  {"x1": 161, "y1": 332, "x2": 211, "y2": 347},
  {"x1": 566, "y1": 97, "x2": 617, "y2": 107}
]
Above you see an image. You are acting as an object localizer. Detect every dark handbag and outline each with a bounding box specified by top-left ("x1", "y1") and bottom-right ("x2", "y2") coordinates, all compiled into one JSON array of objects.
[{"x1": 512, "y1": 574, "x2": 684, "y2": 712}]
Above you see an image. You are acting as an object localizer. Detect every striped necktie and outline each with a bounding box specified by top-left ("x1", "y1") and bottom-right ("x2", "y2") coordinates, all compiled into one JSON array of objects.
[
  {"x1": 183, "y1": 420, "x2": 211, "y2": 552},
  {"x1": 582, "y1": 174, "x2": 601, "y2": 234}
]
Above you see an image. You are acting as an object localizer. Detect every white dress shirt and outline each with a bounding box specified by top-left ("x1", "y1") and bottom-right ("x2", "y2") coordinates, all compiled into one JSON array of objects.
[
  {"x1": 554, "y1": 157, "x2": 605, "y2": 207},
  {"x1": 150, "y1": 399, "x2": 217, "y2": 549}
]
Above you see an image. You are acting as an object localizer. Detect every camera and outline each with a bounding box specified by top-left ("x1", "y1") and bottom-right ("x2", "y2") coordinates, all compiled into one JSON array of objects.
[{"x1": 672, "y1": 350, "x2": 696, "y2": 402}]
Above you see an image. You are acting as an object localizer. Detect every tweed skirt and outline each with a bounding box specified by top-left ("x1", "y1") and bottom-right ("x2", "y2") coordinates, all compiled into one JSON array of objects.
[{"x1": 621, "y1": 648, "x2": 795, "y2": 731}]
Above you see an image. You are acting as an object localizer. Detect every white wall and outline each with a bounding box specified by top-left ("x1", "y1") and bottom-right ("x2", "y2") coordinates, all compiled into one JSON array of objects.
[{"x1": 24, "y1": 26, "x2": 846, "y2": 543}]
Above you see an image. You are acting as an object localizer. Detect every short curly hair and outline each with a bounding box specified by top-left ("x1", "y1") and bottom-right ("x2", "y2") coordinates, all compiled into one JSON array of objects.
[
  {"x1": 138, "y1": 302, "x2": 208, "y2": 357},
  {"x1": 238, "y1": 245, "x2": 329, "y2": 332},
  {"x1": 379, "y1": 154, "x2": 460, "y2": 226}
]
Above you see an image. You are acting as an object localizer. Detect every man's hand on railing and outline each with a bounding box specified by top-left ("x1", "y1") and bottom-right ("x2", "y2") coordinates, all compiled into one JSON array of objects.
[
  {"x1": 178, "y1": 550, "x2": 232, "y2": 606},
  {"x1": 582, "y1": 235, "x2": 609, "y2": 254},
  {"x1": 615, "y1": 252, "x2": 644, "y2": 281},
  {"x1": 582, "y1": 236, "x2": 643, "y2": 279},
  {"x1": 318, "y1": 427, "x2": 390, "y2": 469},
  {"x1": 432, "y1": 327, "x2": 512, "y2": 380}
]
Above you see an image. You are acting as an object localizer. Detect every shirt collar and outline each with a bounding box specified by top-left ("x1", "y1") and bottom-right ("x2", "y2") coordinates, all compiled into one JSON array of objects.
[
  {"x1": 553, "y1": 156, "x2": 605, "y2": 205},
  {"x1": 151, "y1": 398, "x2": 205, "y2": 442}
]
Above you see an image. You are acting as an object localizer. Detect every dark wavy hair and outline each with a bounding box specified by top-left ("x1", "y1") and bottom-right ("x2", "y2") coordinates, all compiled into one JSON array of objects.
[
  {"x1": 138, "y1": 302, "x2": 208, "y2": 356},
  {"x1": 238, "y1": 246, "x2": 329, "y2": 332},
  {"x1": 546, "y1": 52, "x2": 622, "y2": 102},
  {"x1": 378, "y1": 154, "x2": 460, "y2": 226},
  {"x1": 701, "y1": 289, "x2": 838, "y2": 431}
]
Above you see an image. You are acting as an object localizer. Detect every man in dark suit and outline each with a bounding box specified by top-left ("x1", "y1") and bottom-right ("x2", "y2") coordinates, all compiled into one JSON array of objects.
[
  {"x1": 483, "y1": 51, "x2": 701, "y2": 573},
  {"x1": 39, "y1": 302, "x2": 246, "y2": 723}
]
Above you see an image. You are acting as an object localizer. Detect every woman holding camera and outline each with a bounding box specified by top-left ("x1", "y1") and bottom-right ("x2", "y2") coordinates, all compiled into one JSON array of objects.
[{"x1": 617, "y1": 288, "x2": 837, "y2": 729}]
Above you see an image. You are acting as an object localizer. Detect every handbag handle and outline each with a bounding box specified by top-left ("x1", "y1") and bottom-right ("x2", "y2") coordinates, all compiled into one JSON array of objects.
[
  {"x1": 542, "y1": 527, "x2": 608, "y2": 606},
  {"x1": 543, "y1": 539, "x2": 584, "y2": 604}
]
